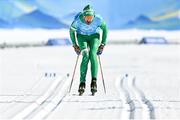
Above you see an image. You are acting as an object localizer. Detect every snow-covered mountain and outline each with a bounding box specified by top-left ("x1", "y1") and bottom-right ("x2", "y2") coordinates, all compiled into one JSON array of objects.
[
  {"x1": 60, "y1": 12, "x2": 78, "y2": 25},
  {"x1": 11, "y1": 10, "x2": 68, "y2": 29},
  {"x1": 123, "y1": 14, "x2": 180, "y2": 30},
  {"x1": 126, "y1": 15, "x2": 154, "y2": 25},
  {"x1": 0, "y1": 0, "x2": 179, "y2": 30}
]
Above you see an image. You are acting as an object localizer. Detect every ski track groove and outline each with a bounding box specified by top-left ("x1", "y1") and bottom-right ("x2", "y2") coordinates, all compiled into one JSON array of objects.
[
  {"x1": 42, "y1": 93, "x2": 68, "y2": 119},
  {"x1": 120, "y1": 76, "x2": 136, "y2": 119},
  {"x1": 24, "y1": 75, "x2": 70, "y2": 119},
  {"x1": 0, "y1": 77, "x2": 45, "y2": 114},
  {"x1": 30, "y1": 75, "x2": 72, "y2": 119},
  {"x1": 117, "y1": 74, "x2": 156, "y2": 120},
  {"x1": 23, "y1": 78, "x2": 64, "y2": 119},
  {"x1": 2, "y1": 74, "x2": 156, "y2": 120},
  {"x1": 132, "y1": 77, "x2": 156, "y2": 119},
  {"x1": 11, "y1": 75, "x2": 70, "y2": 119}
]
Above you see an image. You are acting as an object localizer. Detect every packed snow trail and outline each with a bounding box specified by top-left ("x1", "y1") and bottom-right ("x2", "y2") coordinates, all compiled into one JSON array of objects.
[
  {"x1": 116, "y1": 74, "x2": 156, "y2": 120},
  {"x1": 132, "y1": 76, "x2": 155, "y2": 119},
  {"x1": 42, "y1": 74, "x2": 155, "y2": 120},
  {"x1": 47, "y1": 76, "x2": 123, "y2": 119},
  {"x1": 1, "y1": 45, "x2": 180, "y2": 119},
  {"x1": 11, "y1": 75, "x2": 71, "y2": 120}
]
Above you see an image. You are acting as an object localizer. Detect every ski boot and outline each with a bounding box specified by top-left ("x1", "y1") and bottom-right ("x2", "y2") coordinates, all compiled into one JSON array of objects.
[
  {"x1": 78, "y1": 82, "x2": 85, "y2": 96},
  {"x1": 91, "y1": 78, "x2": 97, "y2": 96}
]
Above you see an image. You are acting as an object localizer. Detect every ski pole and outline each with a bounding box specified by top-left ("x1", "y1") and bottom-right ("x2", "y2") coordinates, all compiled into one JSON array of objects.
[
  {"x1": 69, "y1": 55, "x2": 80, "y2": 93},
  {"x1": 98, "y1": 55, "x2": 106, "y2": 94}
]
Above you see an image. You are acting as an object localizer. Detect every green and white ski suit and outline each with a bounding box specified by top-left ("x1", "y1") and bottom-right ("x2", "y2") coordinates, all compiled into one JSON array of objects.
[{"x1": 69, "y1": 12, "x2": 108, "y2": 83}]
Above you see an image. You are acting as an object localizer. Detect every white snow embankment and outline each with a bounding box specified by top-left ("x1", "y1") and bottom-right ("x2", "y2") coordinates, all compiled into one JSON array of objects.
[
  {"x1": 0, "y1": 29, "x2": 68, "y2": 45},
  {"x1": 108, "y1": 29, "x2": 180, "y2": 44},
  {"x1": 0, "y1": 29, "x2": 180, "y2": 47}
]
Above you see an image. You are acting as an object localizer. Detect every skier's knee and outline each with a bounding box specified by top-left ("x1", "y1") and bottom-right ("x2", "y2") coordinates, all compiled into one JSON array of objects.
[
  {"x1": 90, "y1": 51, "x2": 97, "y2": 57},
  {"x1": 81, "y1": 48, "x2": 89, "y2": 56}
]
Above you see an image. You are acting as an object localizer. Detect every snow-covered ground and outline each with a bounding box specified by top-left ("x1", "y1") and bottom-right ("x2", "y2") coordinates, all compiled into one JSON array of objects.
[
  {"x1": 0, "y1": 43, "x2": 180, "y2": 119},
  {"x1": 0, "y1": 29, "x2": 180, "y2": 45}
]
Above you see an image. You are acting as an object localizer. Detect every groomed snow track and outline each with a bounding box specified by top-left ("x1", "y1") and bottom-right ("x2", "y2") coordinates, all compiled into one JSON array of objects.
[
  {"x1": 10, "y1": 74, "x2": 71, "y2": 120},
  {"x1": 116, "y1": 74, "x2": 155, "y2": 120},
  {"x1": 0, "y1": 73, "x2": 155, "y2": 120}
]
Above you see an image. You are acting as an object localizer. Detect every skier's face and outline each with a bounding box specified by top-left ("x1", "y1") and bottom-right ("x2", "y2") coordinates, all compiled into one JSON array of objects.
[{"x1": 84, "y1": 16, "x2": 94, "y2": 25}]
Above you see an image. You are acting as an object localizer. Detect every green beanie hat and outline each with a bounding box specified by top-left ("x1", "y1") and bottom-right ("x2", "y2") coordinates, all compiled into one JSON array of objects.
[{"x1": 83, "y1": 4, "x2": 94, "y2": 16}]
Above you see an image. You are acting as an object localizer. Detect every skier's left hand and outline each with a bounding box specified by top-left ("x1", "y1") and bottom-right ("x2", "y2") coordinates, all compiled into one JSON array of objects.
[{"x1": 97, "y1": 44, "x2": 105, "y2": 55}]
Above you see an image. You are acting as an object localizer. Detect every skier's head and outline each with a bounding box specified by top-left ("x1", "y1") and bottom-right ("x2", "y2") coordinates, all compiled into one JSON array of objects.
[{"x1": 83, "y1": 4, "x2": 94, "y2": 25}]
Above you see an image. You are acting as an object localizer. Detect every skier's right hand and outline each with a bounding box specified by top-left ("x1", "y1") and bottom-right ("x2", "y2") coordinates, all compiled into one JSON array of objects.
[{"x1": 73, "y1": 45, "x2": 81, "y2": 55}]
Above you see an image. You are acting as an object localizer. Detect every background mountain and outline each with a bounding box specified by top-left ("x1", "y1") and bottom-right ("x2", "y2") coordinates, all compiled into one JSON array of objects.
[
  {"x1": 123, "y1": 12, "x2": 180, "y2": 30},
  {"x1": 126, "y1": 15, "x2": 154, "y2": 25},
  {"x1": 0, "y1": 19, "x2": 10, "y2": 28},
  {"x1": 11, "y1": 10, "x2": 68, "y2": 29},
  {"x1": 0, "y1": 0, "x2": 179, "y2": 30},
  {"x1": 60, "y1": 12, "x2": 79, "y2": 25}
]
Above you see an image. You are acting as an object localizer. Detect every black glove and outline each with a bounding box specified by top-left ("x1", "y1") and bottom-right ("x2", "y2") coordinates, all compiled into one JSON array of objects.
[
  {"x1": 97, "y1": 44, "x2": 105, "y2": 55},
  {"x1": 73, "y1": 45, "x2": 81, "y2": 55}
]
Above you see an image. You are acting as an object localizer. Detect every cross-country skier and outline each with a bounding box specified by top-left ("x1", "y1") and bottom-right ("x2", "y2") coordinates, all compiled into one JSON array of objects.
[{"x1": 69, "y1": 4, "x2": 108, "y2": 95}]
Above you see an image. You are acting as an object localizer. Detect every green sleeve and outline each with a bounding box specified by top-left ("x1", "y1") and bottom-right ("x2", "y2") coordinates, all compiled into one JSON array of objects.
[
  {"x1": 69, "y1": 13, "x2": 82, "y2": 46},
  {"x1": 69, "y1": 28, "x2": 77, "y2": 46},
  {"x1": 100, "y1": 21, "x2": 108, "y2": 45}
]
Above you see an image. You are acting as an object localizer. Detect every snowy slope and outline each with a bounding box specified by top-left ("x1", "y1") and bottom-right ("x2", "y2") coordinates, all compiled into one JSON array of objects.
[{"x1": 0, "y1": 44, "x2": 180, "y2": 119}]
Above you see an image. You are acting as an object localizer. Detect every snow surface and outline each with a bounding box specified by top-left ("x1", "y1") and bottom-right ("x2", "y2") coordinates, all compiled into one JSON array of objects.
[
  {"x1": 0, "y1": 29, "x2": 180, "y2": 45},
  {"x1": 0, "y1": 43, "x2": 180, "y2": 119}
]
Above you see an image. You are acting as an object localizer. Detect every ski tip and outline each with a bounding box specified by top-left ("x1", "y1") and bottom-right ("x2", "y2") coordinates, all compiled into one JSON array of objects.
[
  {"x1": 125, "y1": 74, "x2": 128, "y2": 77},
  {"x1": 91, "y1": 92, "x2": 95, "y2": 96},
  {"x1": 79, "y1": 91, "x2": 84, "y2": 96},
  {"x1": 67, "y1": 73, "x2": 70, "y2": 77},
  {"x1": 79, "y1": 93, "x2": 83, "y2": 96}
]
